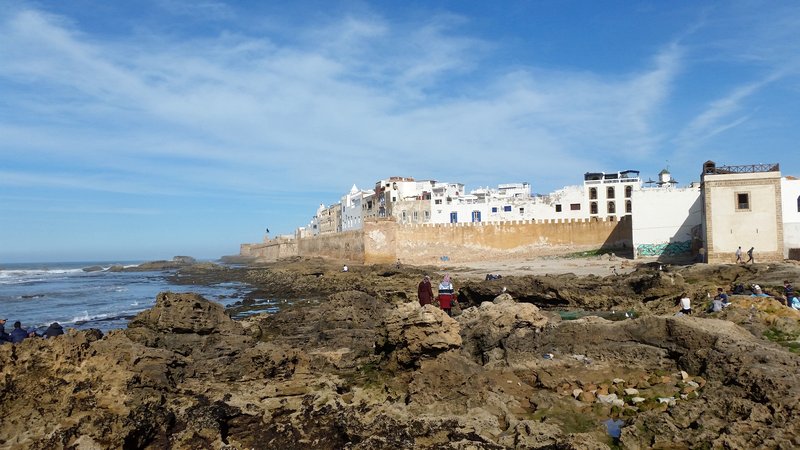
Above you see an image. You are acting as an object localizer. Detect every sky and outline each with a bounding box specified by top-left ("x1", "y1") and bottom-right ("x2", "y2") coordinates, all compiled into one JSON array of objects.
[{"x1": 2, "y1": 1, "x2": 800, "y2": 262}]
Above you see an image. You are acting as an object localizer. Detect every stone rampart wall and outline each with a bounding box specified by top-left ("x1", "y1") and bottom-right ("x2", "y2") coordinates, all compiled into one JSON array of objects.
[
  {"x1": 296, "y1": 230, "x2": 365, "y2": 262},
  {"x1": 243, "y1": 217, "x2": 631, "y2": 264},
  {"x1": 364, "y1": 217, "x2": 632, "y2": 265},
  {"x1": 240, "y1": 238, "x2": 297, "y2": 260}
]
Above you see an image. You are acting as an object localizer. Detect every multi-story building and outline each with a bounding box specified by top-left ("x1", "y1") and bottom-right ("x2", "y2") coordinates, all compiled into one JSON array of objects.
[
  {"x1": 341, "y1": 185, "x2": 374, "y2": 232},
  {"x1": 583, "y1": 170, "x2": 641, "y2": 219}
]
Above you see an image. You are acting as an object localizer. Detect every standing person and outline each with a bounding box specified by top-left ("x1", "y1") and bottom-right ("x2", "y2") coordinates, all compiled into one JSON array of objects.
[
  {"x1": 678, "y1": 293, "x2": 692, "y2": 315},
  {"x1": 10, "y1": 321, "x2": 29, "y2": 344},
  {"x1": 438, "y1": 275, "x2": 455, "y2": 316},
  {"x1": 783, "y1": 280, "x2": 796, "y2": 307},
  {"x1": 0, "y1": 318, "x2": 9, "y2": 343},
  {"x1": 417, "y1": 275, "x2": 434, "y2": 307},
  {"x1": 735, "y1": 246, "x2": 743, "y2": 264},
  {"x1": 746, "y1": 247, "x2": 754, "y2": 264}
]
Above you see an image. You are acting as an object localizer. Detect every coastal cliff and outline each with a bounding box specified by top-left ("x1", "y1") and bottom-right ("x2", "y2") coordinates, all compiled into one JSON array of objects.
[{"x1": 1, "y1": 262, "x2": 800, "y2": 449}]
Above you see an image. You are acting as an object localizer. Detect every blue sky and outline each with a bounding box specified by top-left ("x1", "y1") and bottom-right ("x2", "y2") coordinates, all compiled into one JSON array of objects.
[{"x1": 2, "y1": 1, "x2": 799, "y2": 262}]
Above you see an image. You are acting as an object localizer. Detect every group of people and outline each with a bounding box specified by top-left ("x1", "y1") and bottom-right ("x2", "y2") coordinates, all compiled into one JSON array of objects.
[
  {"x1": 417, "y1": 274, "x2": 459, "y2": 316},
  {"x1": 0, "y1": 318, "x2": 64, "y2": 344},
  {"x1": 734, "y1": 246, "x2": 755, "y2": 264},
  {"x1": 677, "y1": 279, "x2": 799, "y2": 315}
]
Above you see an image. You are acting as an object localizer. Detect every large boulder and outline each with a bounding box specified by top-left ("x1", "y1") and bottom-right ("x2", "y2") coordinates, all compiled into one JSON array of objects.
[
  {"x1": 378, "y1": 302, "x2": 462, "y2": 367},
  {"x1": 129, "y1": 291, "x2": 244, "y2": 335},
  {"x1": 458, "y1": 293, "x2": 550, "y2": 367}
]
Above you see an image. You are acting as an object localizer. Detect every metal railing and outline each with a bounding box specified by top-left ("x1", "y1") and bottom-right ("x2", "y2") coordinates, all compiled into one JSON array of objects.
[{"x1": 705, "y1": 163, "x2": 779, "y2": 174}]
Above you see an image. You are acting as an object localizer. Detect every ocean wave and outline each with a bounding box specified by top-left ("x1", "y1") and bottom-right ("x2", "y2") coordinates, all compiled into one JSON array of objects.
[{"x1": 70, "y1": 311, "x2": 109, "y2": 325}]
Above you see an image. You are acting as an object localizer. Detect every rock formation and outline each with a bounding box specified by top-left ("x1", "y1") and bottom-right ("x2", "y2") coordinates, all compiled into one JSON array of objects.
[{"x1": 2, "y1": 262, "x2": 800, "y2": 449}]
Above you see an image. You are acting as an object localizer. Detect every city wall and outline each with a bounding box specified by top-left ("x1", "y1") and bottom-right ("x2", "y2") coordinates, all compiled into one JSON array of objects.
[{"x1": 244, "y1": 217, "x2": 632, "y2": 265}]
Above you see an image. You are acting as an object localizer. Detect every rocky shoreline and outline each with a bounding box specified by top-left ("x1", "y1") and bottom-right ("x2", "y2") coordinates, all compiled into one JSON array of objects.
[{"x1": 2, "y1": 258, "x2": 799, "y2": 448}]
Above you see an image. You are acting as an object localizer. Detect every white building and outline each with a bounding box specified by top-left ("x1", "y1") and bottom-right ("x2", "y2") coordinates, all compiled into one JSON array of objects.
[
  {"x1": 781, "y1": 177, "x2": 800, "y2": 258},
  {"x1": 341, "y1": 185, "x2": 374, "y2": 232}
]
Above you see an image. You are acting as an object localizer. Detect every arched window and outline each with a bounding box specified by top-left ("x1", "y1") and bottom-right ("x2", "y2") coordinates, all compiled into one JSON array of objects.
[
  {"x1": 797, "y1": 195, "x2": 800, "y2": 212},
  {"x1": 607, "y1": 201, "x2": 616, "y2": 214},
  {"x1": 589, "y1": 187, "x2": 597, "y2": 200},
  {"x1": 590, "y1": 202, "x2": 598, "y2": 214},
  {"x1": 626, "y1": 200, "x2": 632, "y2": 214},
  {"x1": 625, "y1": 186, "x2": 633, "y2": 198},
  {"x1": 607, "y1": 187, "x2": 615, "y2": 199}
]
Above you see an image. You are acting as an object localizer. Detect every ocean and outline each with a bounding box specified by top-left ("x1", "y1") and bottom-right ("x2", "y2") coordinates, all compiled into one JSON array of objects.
[{"x1": 0, "y1": 261, "x2": 250, "y2": 334}]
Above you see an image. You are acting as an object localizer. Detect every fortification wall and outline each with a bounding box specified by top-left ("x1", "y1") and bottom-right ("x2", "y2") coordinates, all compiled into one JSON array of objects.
[
  {"x1": 242, "y1": 217, "x2": 631, "y2": 264},
  {"x1": 296, "y1": 230, "x2": 365, "y2": 262},
  {"x1": 370, "y1": 217, "x2": 632, "y2": 265},
  {"x1": 240, "y1": 238, "x2": 297, "y2": 261}
]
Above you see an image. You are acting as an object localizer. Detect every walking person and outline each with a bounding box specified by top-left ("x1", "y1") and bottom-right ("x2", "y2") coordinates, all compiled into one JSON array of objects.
[
  {"x1": 417, "y1": 275, "x2": 434, "y2": 307},
  {"x1": 437, "y1": 275, "x2": 455, "y2": 316},
  {"x1": 735, "y1": 246, "x2": 742, "y2": 264},
  {"x1": 746, "y1": 247, "x2": 754, "y2": 264}
]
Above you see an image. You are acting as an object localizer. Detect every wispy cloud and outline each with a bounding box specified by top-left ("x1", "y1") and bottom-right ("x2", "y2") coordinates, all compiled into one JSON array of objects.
[{"x1": 0, "y1": 5, "x2": 687, "y2": 199}]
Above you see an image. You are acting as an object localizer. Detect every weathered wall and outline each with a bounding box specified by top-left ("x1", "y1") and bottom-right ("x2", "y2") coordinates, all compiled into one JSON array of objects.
[
  {"x1": 243, "y1": 217, "x2": 631, "y2": 264},
  {"x1": 363, "y1": 219, "x2": 398, "y2": 264},
  {"x1": 631, "y1": 187, "x2": 703, "y2": 259},
  {"x1": 296, "y1": 230, "x2": 365, "y2": 262},
  {"x1": 240, "y1": 238, "x2": 297, "y2": 260},
  {"x1": 375, "y1": 217, "x2": 631, "y2": 265},
  {"x1": 704, "y1": 172, "x2": 784, "y2": 264}
]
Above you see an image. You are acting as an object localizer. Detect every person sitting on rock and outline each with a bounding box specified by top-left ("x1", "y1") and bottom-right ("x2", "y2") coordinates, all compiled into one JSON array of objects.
[
  {"x1": 9, "y1": 321, "x2": 30, "y2": 344},
  {"x1": 714, "y1": 288, "x2": 730, "y2": 307},
  {"x1": 437, "y1": 275, "x2": 456, "y2": 316},
  {"x1": 43, "y1": 322, "x2": 64, "y2": 338},
  {"x1": 677, "y1": 293, "x2": 692, "y2": 315}
]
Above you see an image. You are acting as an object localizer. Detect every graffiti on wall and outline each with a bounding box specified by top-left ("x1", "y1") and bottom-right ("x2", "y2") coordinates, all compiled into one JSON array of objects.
[{"x1": 636, "y1": 241, "x2": 691, "y2": 257}]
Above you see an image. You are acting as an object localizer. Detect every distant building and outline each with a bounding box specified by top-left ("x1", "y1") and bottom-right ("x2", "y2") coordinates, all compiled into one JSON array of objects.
[
  {"x1": 701, "y1": 161, "x2": 784, "y2": 263},
  {"x1": 782, "y1": 177, "x2": 800, "y2": 258},
  {"x1": 631, "y1": 168, "x2": 702, "y2": 259}
]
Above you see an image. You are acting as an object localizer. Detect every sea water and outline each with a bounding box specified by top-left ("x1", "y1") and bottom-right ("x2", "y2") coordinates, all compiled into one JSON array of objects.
[{"x1": 0, "y1": 261, "x2": 249, "y2": 334}]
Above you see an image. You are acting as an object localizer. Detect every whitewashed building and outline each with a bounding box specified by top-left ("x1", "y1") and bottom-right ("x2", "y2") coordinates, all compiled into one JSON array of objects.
[
  {"x1": 631, "y1": 170, "x2": 703, "y2": 259},
  {"x1": 781, "y1": 177, "x2": 800, "y2": 258},
  {"x1": 341, "y1": 185, "x2": 374, "y2": 232}
]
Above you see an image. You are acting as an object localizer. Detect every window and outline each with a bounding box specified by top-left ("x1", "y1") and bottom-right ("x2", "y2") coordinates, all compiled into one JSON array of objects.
[
  {"x1": 519, "y1": 207, "x2": 525, "y2": 214},
  {"x1": 570, "y1": 203, "x2": 581, "y2": 211},
  {"x1": 491, "y1": 207, "x2": 498, "y2": 213},
  {"x1": 471, "y1": 211, "x2": 481, "y2": 222},
  {"x1": 736, "y1": 192, "x2": 750, "y2": 211},
  {"x1": 450, "y1": 212, "x2": 458, "y2": 223},
  {"x1": 413, "y1": 211, "x2": 418, "y2": 220},
  {"x1": 401, "y1": 211, "x2": 407, "y2": 221},
  {"x1": 589, "y1": 187, "x2": 597, "y2": 200},
  {"x1": 796, "y1": 195, "x2": 800, "y2": 212},
  {"x1": 555, "y1": 204, "x2": 562, "y2": 213},
  {"x1": 607, "y1": 187, "x2": 615, "y2": 199},
  {"x1": 435, "y1": 199, "x2": 442, "y2": 205},
  {"x1": 625, "y1": 200, "x2": 632, "y2": 214},
  {"x1": 590, "y1": 202, "x2": 598, "y2": 215},
  {"x1": 503, "y1": 205, "x2": 512, "y2": 212},
  {"x1": 392, "y1": 197, "x2": 396, "y2": 202},
  {"x1": 625, "y1": 185, "x2": 633, "y2": 198},
  {"x1": 424, "y1": 211, "x2": 430, "y2": 219},
  {"x1": 607, "y1": 201, "x2": 616, "y2": 214}
]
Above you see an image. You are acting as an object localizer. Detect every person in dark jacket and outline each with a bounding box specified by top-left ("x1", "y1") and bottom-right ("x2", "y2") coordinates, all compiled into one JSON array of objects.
[
  {"x1": 418, "y1": 275, "x2": 434, "y2": 307},
  {"x1": 0, "y1": 318, "x2": 10, "y2": 344},
  {"x1": 10, "y1": 321, "x2": 30, "y2": 344},
  {"x1": 44, "y1": 322, "x2": 64, "y2": 338}
]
